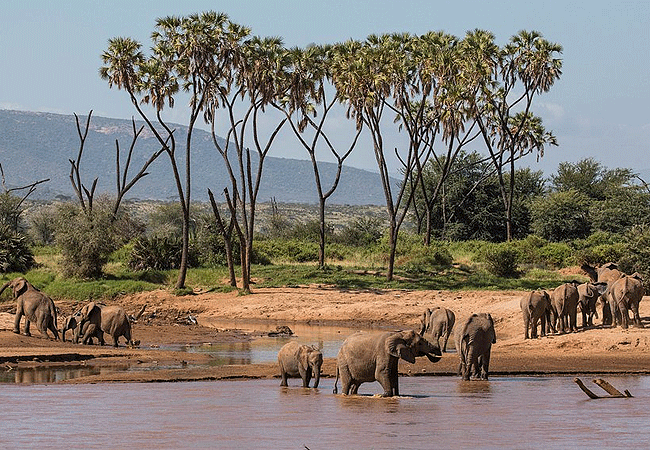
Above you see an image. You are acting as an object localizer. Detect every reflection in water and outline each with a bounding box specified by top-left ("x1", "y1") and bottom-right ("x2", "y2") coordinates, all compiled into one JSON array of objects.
[
  {"x1": 456, "y1": 379, "x2": 493, "y2": 395},
  {"x1": 0, "y1": 365, "x2": 131, "y2": 384},
  {"x1": 1, "y1": 376, "x2": 648, "y2": 449}
]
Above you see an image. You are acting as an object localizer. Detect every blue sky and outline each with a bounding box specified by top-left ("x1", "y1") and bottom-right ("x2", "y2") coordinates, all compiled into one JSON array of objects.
[{"x1": 2, "y1": 0, "x2": 649, "y2": 176}]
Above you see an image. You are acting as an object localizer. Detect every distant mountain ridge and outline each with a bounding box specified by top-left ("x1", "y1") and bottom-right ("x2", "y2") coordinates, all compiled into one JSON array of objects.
[{"x1": 0, "y1": 109, "x2": 393, "y2": 205}]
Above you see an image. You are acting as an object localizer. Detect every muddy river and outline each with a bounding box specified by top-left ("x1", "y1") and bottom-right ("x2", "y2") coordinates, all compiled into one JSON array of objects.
[
  {"x1": 1, "y1": 376, "x2": 649, "y2": 448},
  {"x1": 1, "y1": 321, "x2": 649, "y2": 448}
]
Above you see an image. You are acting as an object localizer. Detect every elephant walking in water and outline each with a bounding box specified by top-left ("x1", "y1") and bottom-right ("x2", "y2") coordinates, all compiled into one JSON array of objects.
[
  {"x1": 419, "y1": 307, "x2": 455, "y2": 352},
  {"x1": 333, "y1": 330, "x2": 441, "y2": 397},
  {"x1": 457, "y1": 313, "x2": 496, "y2": 380},
  {"x1": 0, "y1": 277, "x2": 58, "y2": 340},
  {"x1": 277, "y1": 341, "x2": 323, "y2": 388}
]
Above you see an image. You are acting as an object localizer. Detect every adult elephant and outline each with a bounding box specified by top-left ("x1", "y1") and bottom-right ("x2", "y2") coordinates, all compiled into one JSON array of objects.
[
  {"x1": 333, "y1": 330, "x2": 441, "y2": 397},
  {"x1": 78, "y1": 302, "x2": 133, "y2": 347},
  {"x1": 607, "y1": 273, "x2": 644, "y2": 329},
  {"x1": 457, "y1": 313, "x2": 496, "y2": 380},
  {"x1": 419, "y1": 307, "x2": 455, "y2": 352},
  {"x1": 0, "y1": 277, "x2": 58, "y2": 339},
  {"x1": 550, "y1": 282, "x2": 580, "y2": 334},
  {"x1": 581, "y1": 262, "x2": 623, "y2": 325},
  {"x1": 520, "y1": 290, "x2": 552, "y2": 339},
  {"x1": 277, "y1": 341, "x2": 323, "y2": 388},
  {"x1": 577, "y1": 282, "x2": 608, "y2": 328}
]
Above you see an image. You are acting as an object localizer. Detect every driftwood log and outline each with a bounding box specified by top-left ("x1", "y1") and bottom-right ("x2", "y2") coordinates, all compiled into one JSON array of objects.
[{"x1": 574, "y1": 377, "x2": 633, "y2": 399}]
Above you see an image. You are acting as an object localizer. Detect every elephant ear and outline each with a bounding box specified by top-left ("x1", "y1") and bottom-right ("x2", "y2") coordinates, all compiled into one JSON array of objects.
[
  {"x1": 386, "y1": 331, "x2": 417, "y2": 364},
  {"x1": 81, "y1": 302, "x2": 97, "y2": 320},
  {"x1": 13, "y1": 278, "x2": 28, "y2": 296}
]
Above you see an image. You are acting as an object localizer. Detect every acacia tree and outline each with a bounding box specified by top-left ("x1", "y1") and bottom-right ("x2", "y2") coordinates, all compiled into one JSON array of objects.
[
  {"x1": 469, "y1": 29, "x2": 562, "y2": 241},
  {"x1": 274, "y1": 45, "x2": 361, "y2": 268},
  {"x1": 206, "y1": 35, "x2": 289, "y2": 293},
  {"x1": 100, "y1": 12, "x2": 240, "y2": 288}
]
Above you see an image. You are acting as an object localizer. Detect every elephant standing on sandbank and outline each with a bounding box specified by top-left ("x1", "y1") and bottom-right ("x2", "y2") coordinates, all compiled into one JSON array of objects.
[
  {"x1": 419, "y1": 307, "x2": 455, "y2": 352},
  {"x1": 277, "y1": 341, "x2": 323, "y2": 388},
  {"x1": 577, "y1": 282, "x2": 608, "y2": 328},
  {"x1": 77, "y1": 302, "x2": 133, "y2": 347},
  {"x1": 520, "y1": 290, "x2": 552, "y2": 339},
  {"x1": 0, "y1": 277, "x2": 58, "y2": 340},
  {"x1": 581, "y1": 262, "x2": 623, "y2": 325},
  {"x1": 550, "y1": 282, "x2": 580, "y2": 334},
  {"x1": 333, "y1": 330, "x2": 441, "y2": 397},
  {"x1": 606, "y1": 273, "x2": 644, "y2": 329}
]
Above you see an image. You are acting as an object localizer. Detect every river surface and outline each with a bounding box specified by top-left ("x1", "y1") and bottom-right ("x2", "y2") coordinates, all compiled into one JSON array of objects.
[{"x1": 1, "y1": 375, "x2": 649, "y2": 449}]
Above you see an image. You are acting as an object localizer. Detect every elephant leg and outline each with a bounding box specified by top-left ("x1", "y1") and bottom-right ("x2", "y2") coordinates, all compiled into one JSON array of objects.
[
  {"x1": 13, "y1": 312, "x2": 22, "y2": 334},
  {"x1": 350, "y1": 383, "x2": 359, "y2": 395},
  {"x1": 632, "y1": 304, "x2": 643, "y2": 328},
  {"x1": 442, "y1": 334, "x2": 449, "y2": 353},
  {"x1": 23, "y1": 318, "x2": 32, "y2": 336},
  {"x1": 601, "y1": 302, "x2": 612, "y2": 326},
  {"x1": 303, "y1": 369, "x2": 312, "y2": 388},
  {"x1": 530, "y1": 317, "x2": 538, "y2": 339},
  {"x1": 523, "y1": 312, "x2": 530, "y2": 339},
  {"x1": 112, "y1": 335, "x2": 119, "y2": 347},
  {"x1": 376, "y1": 366, "x2": 394, "y2": 397},
  {"x1": 480, "y1": 351, "x2": 491, "y2": 380}
]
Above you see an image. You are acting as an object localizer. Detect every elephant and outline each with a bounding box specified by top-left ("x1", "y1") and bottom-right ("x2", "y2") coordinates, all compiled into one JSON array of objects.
[
  {"x1": 333, "y1": 330, "x2": 441, "y2": 397},
  {"x1": 277, "y1": 341, "x2": 323, "y2": 388},
  {"x1": 577, "y1": 282, "x2": 608, "y2": 328},
  {"x1": 61, "y1": 313, "x2": 102, "y2": 344},
  {"x1": 0, "y1": 277, "x2": 59, "y2": 340},
  {"x1": 520, "y1": 290, "x2": 552, "y2": 339},
  {"x1": 607, "y1": 273, "x2": 644, "y2": 329},
  {"x1": 581, "y1": 262, "x2": 624, "y2": 325},
  {"x1": 457, "y1": 313, "x2": 496, "y2": 380},
  {"x1": 77, "y1": 302, "x2": 133, "y2": 347},
  {"x1": 419, "y1": 307, "x2": 455, "y2": 352},
  {"x1": 550, "y1": 282, "x2": 580, "y2": 334}
]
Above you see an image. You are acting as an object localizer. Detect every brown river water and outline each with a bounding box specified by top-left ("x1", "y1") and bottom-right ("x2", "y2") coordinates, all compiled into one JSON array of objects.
[{"x1": 1, "y1": 322, "x2": 649, "y2": 448}]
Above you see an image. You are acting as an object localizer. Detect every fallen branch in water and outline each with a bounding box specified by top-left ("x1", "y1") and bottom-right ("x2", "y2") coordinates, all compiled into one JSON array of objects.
[{"x1": 574, "y1": 377, "x2": 633, "y2": 399}]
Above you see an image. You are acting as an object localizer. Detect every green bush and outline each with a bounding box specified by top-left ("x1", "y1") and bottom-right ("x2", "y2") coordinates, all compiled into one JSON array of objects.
[
  {"x1": 254, "y1": 239, "x2": 319, "y2": 263},
  {"x1": 396, "y1": 244, "x2": 453, "y2": 275},
  {"x1": 335, "y1": 217, "x2": 383, "y2": 247},
  {"x1": 54, "y1": 202, "x2": 120, "y2": 279},
  {"x1": 536, "y1": 242, "x2": 573, "y2": 268},
  {"x1": 0, "y1": 224, "x2": 35, "y2": 273},
  {"x1": 479, "y1": 242, "x2": 521, "y2": 277},
  {"x1": 129, "y1": 235, "x2": 199, "y2": 271}
]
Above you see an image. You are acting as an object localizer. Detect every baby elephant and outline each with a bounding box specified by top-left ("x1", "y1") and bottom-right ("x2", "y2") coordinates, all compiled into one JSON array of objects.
[{"x1": 278, "y1": 341, "x2": 323, "y2": 388}]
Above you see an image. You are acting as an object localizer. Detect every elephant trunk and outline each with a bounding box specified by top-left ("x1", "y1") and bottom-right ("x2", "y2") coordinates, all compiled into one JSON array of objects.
[
  {"x1": 313, "y1": 369, "x2": 320, "y2": 388},
  {"x1": 0, "y1": 280, "x2": 11, "y2": 297}
]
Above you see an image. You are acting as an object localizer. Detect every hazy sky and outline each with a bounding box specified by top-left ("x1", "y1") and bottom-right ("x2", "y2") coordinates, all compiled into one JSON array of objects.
[{"x1": 2, "y1": 0, "x2": 649, "y2": 176}]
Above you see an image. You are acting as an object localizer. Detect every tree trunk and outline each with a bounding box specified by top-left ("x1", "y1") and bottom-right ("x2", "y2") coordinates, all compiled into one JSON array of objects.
[{"x1": 318, "y1": 197, "x2": 326, "y2": 269}]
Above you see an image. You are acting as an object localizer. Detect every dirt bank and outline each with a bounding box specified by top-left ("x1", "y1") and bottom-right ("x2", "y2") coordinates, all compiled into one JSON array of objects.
[{"x1": 1, "y1": 285, "x2": 648, "y2": 384}]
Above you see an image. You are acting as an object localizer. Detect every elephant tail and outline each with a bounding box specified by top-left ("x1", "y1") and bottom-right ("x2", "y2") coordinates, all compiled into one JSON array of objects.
[{"x1": 333, "y1": 365, "x2": 339, "y2": 394}]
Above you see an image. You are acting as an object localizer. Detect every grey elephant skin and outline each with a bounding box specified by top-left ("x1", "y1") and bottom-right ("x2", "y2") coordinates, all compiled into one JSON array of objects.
[
  {"x1": 550, "y1": 282, "x2": 580, "y2": 334},
  {"x1": 333, "y1": 330, "x2": 441, "y2": 397},
  {"x1": 581, "y1": 262, "x2": 623, "y2": 325},
  {"x1": 419, "y1": 307, "x2": 455, "y2": 352},
  {"x1": 61, "y1": 313, "x2": 102, "y2": 344},
  {"x1": 457, "y1": 313, "x2": 496, "y2": 380},
  {"x1": 78, "y1": 302, "x2": 133, "y2": 347},
  {"x1": 606, "y1": 273, "x2": 644, "y2": 329},
  {"x1": 0, "y1": 277, "x2": 58, "y2": 339},
  {"x1": 577, "y1": 282, "x2": 608, "y2": 328},
  {"x1": 277, "y1": 341, "x2": 323, "y2": 388},
  {"x1": 520, "y1": 290, "x2": 552, "y2": 339}
]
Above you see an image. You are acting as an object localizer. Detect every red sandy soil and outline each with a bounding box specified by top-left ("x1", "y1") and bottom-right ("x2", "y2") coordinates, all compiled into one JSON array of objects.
[{"x1": 0, "y1": 284, "x2": 648, "y2": 384}]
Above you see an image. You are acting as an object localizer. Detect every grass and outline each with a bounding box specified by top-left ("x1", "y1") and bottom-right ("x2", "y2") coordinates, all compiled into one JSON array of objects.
[{"x1": 0, "y1": 243, "x2": 585, "y2": 304}]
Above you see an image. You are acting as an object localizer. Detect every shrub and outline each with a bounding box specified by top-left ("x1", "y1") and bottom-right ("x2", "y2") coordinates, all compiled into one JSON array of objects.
[
  {"x1": 396, "y1": 244, "x2": 453, "y2": 275},
  {"x1": 129, "y1": 235, "x2": 199, "y2": 271},
  {"x1": 253, "y1": 239, "x2": 319, "y2": 263},
  {"x1": 54, "y1": 202, "x2": 121, "y2": 279},
  {"x1": 0, "y1": 224, "x2": 35, "y2": 273},
  {"x1": 536, "y1": 242, "x2": 573, "y2": 268},
  {"x1": 335, "y1": 217, "x2": 383, "y2": 247},
  {"x1": 479, "y1": 242, "x2": 521, "y2": 277}
]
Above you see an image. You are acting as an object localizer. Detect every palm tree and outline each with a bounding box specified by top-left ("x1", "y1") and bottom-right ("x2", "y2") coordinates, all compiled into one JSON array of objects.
[
  {"x1": 275, "y1": 45, "x2": 361, "y2": 268},
  {"x1": 469, "y1": 30, "x2": 562, "y2": 241}
]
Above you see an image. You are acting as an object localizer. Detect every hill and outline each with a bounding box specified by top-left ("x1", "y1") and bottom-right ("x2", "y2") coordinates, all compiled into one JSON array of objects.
[{"x1": 0, "y1": 109, "x2": 394, "y2": 205}]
